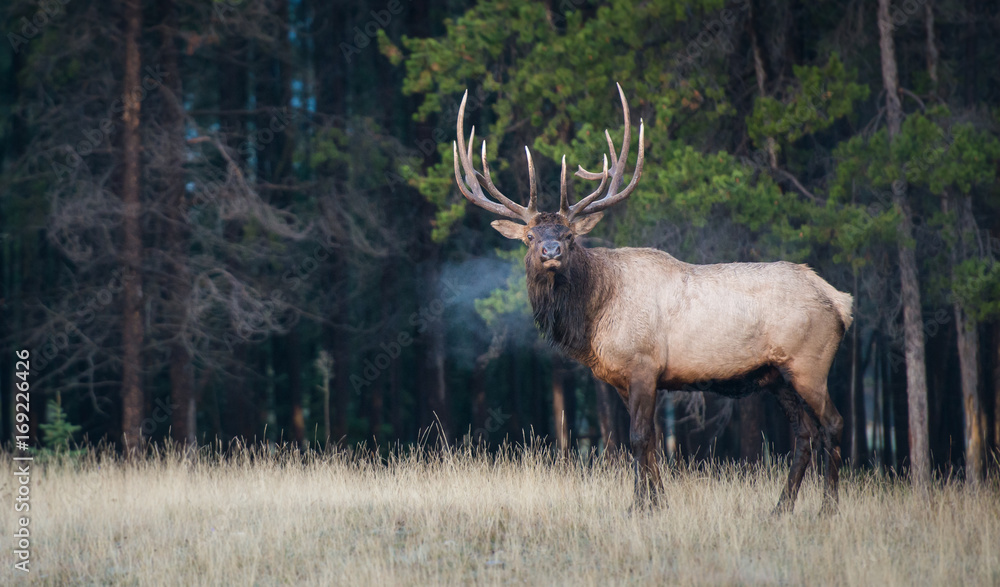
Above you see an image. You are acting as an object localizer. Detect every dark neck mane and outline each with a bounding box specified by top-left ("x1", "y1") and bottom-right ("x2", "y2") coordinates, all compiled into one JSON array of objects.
[{"x1": 526, "y1": 247, "x2": 609, "y2": 361}]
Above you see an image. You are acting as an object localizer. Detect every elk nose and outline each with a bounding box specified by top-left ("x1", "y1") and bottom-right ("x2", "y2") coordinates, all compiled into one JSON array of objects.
[{"x1": 540, "y1": 241, "x2": 562, "y2": 261}]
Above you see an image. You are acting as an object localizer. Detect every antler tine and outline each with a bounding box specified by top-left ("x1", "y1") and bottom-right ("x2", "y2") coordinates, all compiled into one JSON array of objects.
[
  {"x1": 605, "y1": 82, "x2": 631, "y2": 196},
  {"x1": 572, "y1": 82, "x2": 645, "y2": 217},
  {"x1": 559, "y1": 155, "x2": 569, "y2": 216},
  {"x1": 566, "y1": 154, "x2": 609, "y2": 220},
  {"x1": 574, "y1": 130, "x2": 618, "y2": 181},
  {"x1": 524, "y1": 147, "x2": 538, "y2": 215},
  {"x1": 579, "y1": 119, "x2": 644, "y2": 215},
  {"x1": 454, "y1": 90, "x2": 531, "y2": 222},
  {"x1": 454, "y1": 144, "x2": 519, "y2": 220},
  {"x1": 575, "y1": 165, "x2": 607, "y2": 181},
  {"x1": 480, "y1": 140, "x2": 530, "y2": 215},
  {"x1": 605, "y1": 129, "x2": 619, "y2": 169}
]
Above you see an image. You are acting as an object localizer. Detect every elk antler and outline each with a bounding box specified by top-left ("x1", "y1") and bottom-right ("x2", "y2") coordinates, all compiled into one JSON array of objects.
[
  {"x1": 454, "y1": 90, "x2": 537, "y2": 222},
  {"x1": 564, "y1": 82, "x2": 645, "y2": 221}
]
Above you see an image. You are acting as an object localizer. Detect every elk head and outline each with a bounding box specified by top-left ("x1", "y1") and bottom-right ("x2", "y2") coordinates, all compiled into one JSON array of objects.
[{"x1": 453, "y1": 83, "x2": 645, "y2": 275}]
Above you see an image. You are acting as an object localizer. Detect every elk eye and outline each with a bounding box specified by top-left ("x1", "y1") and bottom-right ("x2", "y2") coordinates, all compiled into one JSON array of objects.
[{"x1": 526, "y1": 234, "x2": 534, "y2": 242}]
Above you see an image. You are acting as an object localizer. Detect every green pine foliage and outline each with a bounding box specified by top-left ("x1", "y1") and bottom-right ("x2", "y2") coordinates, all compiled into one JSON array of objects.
[
  {"x1": 952, "y1": 259, "x2": 1000, "y2": 321},
  {"x1": 748, "y1": 54, "x2": 869, "y2": 149},
  {"x1": 40, "y1": 398, "x2": 82, "y2": 452}
]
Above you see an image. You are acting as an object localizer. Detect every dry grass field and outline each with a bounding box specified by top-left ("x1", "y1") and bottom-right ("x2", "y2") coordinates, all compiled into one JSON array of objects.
[{"x1": 1, "y1": 443, "x2": 998, "y2": 586}]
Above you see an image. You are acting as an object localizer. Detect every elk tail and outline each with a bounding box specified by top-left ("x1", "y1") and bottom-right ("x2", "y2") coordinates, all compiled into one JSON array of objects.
[
  {"x1": 806, "y1": 268, "x2": 854, "y2": 332},
  {"x1": 831, "y1": 290, "x2": 854, "y2": 332}
]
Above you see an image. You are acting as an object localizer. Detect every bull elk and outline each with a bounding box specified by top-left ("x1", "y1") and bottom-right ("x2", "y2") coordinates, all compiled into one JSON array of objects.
[{"x1": 454, "y1": 84, "x2": 853, "y2": 513}]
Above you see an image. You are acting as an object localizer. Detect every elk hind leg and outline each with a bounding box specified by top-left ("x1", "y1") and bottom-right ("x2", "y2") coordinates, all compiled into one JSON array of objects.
[
  {"x1": 773, "y1": 386, "x2": 819, "y2": 514},
  {"x1": 788, "y1": 373, "x2": 844, "y2": 513},
  {"x1": 814, "y1": 392, "x2": 844, "y2": 514}
]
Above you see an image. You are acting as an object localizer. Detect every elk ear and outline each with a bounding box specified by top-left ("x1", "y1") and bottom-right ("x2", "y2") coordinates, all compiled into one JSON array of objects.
[
  {"x1": 571, "y1": 212, "x2": 604, "y2": 236},
  {"x1": 491, "y1": 220, "x2": 528, "y2": 241}
]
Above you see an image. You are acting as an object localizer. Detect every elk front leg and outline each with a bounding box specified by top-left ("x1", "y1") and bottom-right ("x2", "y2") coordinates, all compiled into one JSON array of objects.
[{"x1": 627, "y1": 374, "x2": 662, "y2": 505}]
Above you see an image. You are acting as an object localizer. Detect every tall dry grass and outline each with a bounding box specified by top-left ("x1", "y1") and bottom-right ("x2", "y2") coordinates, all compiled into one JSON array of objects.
[{"x1": 1, "y1": 442, "x2": 998, "y2": 586}]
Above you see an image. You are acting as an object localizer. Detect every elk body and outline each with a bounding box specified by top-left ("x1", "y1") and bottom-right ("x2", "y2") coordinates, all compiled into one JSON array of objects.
[{"x1": 454, "y1": 85, "x2": 853, "y2": 513}]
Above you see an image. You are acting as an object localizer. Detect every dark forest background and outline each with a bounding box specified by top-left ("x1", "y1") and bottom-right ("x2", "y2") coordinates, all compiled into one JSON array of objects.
[{"x1": 1, "y1": 0, "x2": 999, "y2": 484}]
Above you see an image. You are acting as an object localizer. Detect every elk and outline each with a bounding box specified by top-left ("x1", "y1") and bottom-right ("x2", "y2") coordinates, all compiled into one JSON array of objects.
[{"x1": 453, "y1": 84, "x2": 853, "y2": 514}]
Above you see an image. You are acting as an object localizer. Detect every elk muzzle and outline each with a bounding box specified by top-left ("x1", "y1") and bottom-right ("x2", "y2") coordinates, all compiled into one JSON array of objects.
[{"x1": 540, "y1": 241, "x2": 563, "y2": 269}]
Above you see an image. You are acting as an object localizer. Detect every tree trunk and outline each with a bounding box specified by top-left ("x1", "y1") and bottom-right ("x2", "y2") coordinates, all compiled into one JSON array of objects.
[
  {"x1": 655, "y1": 391, "x2": 669, "y2": 458},
  {"x1": 159, "y1": 0, "x2": 196, "y2": 448},
  {"x1": 877, "y1": 0, "x2": 931, "y2": 489},
  {"x1": 219, "y1": 38, "x2": 247, "y2": 153},
  {"x1": 472, "y1": 361, "x2": 488, "y2": 441},
  {"x1": 739, "y1": 395, "x2": 763, "y2": 463},
  {"x1": 846, "y1": 290, "x2": 862, "y2": 465},
  {"x1": 169, "y1": 343, "x2": 195, "y2": 445},
  {"x1": 596, "y1": 379, "x2": 627, "y2": 453},
  {"x1": 963, "y1": 0, "x2": 978, "y2": 106},
  {"x1": 595, "y1": 379, "x2": 615, "y2": 450},
  {"x1": 748, "y1": 0, "x2": 777, "y2": 169},
  {"x1": 311, "y1": 0, "x2": 353, "y2": 446},
  {"x1": 329, "y1": 316, "x2": 349, "y2": 443},
  {"x1": 427, "y1": 323, "x2": 449, "y2": 441},
  {"x1": 369, "y1": 365, "x2": 385, "y2": 445},
  {"x1": 552, "y1": 362, "x2": 568, "y2": 455},
  {"x1": 316, "y1": 350, "x2": 333, "y2": 446},
  {"x1": 889, "y1": 334, "x2": 911, "y2": 473},
  {"x1": 371, "y1": 266, "x2": 399, "y2": 444},
  {"x1": 226, "y1": 349, "x2": 256, "y2": 441},
  {"x1": 947, "y1": 195, "x2": 985, "y2": 484},
  {"x1": 870, "y1": 337, "x2": 882, "y2": 464},
  {"x1": 853, "y1": 324, "x2": 870, "y2": 466},
  {"x1": 955, "y1": 307, "x2": 984, "y2": 484},
  {"x1": 551, "y1": 356, "x2": 576, "y2": 456},
  {"x1": 508, "y1": 351, "x2": 522, "y2": 434},
  {"x1": 994, "y1": 323, "x2": 1000, "y2": 456},
  {"x1": 120, "y1": 0, "x2": 145, "y2": 450},
  {"x1": 311, "y1": 0, "x2": 347, "y2": 118},
  {"x1": 924, "y1": 1, "x2": 939, "y2": 92},
  {"x1": 875, "y1": 333, "x2": 896, "y2": 468},
  {"x1": 286, "y1": 328, "x2": 305, "y2": 447},
  {"x1": 896, "y1": 195, "x2": 931, "y2": 487},
  {"x1": 422, "y1": 263, "x2": 450, "y2": 443},
  {"x1": 879, "y1": 335, "x2": 894, "y2": 467},
  {"x1": 389, "y1": 356, "x2": 404, "y2": 442},
  {"x1": 324, "y1": 374, "x2": 331, "y2": 445}
]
